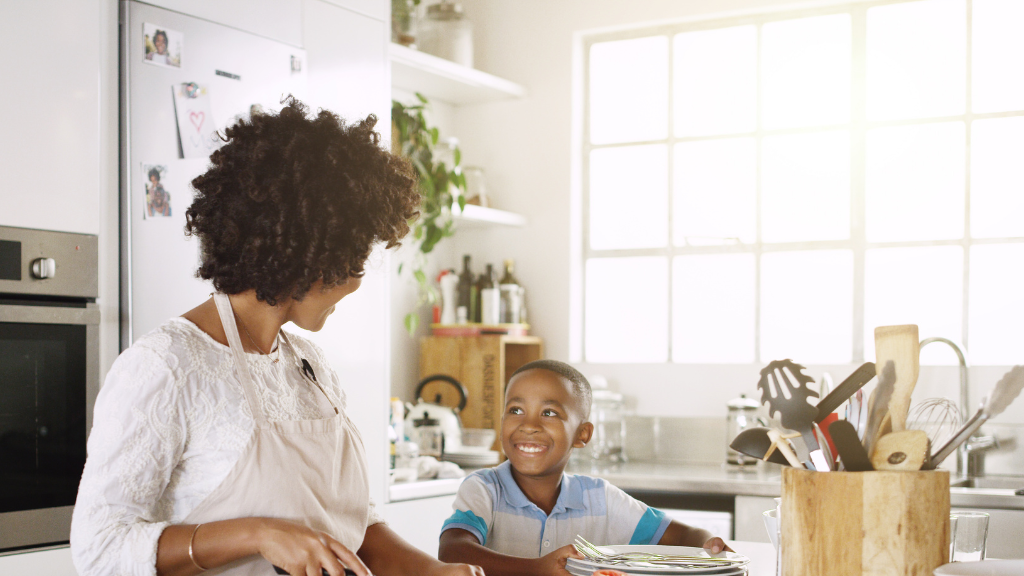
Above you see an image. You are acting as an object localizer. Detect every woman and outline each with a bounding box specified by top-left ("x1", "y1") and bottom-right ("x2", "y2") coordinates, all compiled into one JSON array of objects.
[{"x1": 71, "y1": 98, "x2": 484, "y2": 576}]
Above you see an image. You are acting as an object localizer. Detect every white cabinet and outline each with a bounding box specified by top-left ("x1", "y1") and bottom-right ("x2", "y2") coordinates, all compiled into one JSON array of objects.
[
  {"x1": 0, "y1": 0, "x2": 101, "y2": 235},
  {"x1": 382, "y1": 494, "x2": 458, "y2": 556},
  {"x1": 734, "y1": 495, "x2": 777, "y2": 544},
  {"x1": 0, "y1": 546, "x2": 76, "y2": 576}
]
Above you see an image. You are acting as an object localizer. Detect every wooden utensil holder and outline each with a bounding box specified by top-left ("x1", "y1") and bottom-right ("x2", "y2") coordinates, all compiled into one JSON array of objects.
[{"x1": 781, "y1": 467, "x2": 950, "y2": 576}]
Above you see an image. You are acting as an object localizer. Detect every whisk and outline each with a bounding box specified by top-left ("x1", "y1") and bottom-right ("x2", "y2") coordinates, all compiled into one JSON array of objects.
[{"x1": 908, "y1": 398, "x2": 962, "y2": 450}]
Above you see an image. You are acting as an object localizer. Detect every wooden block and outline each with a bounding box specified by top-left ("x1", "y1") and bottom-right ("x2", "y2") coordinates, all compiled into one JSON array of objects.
[{"x1": 782, "y1": 467, "x2": 949, "y2": 576}]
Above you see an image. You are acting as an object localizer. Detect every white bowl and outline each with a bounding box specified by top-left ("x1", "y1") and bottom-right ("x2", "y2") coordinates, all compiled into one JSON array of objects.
[{"x1": 461, "y1": 428, "x2": 497, "y2": 448}]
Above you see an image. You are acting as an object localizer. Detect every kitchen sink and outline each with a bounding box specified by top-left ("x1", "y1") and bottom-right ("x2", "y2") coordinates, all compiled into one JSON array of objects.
[{"x1": 950, "y1": 476, "x2": 1024, "y2": 491}]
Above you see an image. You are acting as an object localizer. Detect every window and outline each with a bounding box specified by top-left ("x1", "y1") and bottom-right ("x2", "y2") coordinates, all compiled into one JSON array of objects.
[{"x1": 580, "y1": 0, "x2": 1024, "y2": 365}]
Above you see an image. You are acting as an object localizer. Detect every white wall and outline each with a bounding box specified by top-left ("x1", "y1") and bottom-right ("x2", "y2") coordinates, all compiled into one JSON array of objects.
[{"x1": 446, "y1": 0, "x2": 1024, "y2": 430}]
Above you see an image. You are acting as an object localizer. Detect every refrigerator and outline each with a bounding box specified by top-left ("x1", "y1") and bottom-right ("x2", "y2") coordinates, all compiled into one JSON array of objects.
[{"x1": 120, "y1": 0, "x2": 309, "y2": 346}]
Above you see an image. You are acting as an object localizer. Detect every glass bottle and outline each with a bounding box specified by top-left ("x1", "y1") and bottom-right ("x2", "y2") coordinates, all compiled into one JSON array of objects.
[
  {"x1": 477, "y1": 264, "x2": 499, "y2": 324},
  {"x1": 498, "y1": 259, "x2": 521, "y2": 324},
  {"x1": 457, "y1": 255, "x2": 475, "y2": 324},
  {"x1": 417, "y1": 0, "x2": 473, "y2": 67}
]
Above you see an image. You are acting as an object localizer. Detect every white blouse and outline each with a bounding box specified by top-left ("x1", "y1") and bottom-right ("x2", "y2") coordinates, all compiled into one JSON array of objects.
[{"x1": 70, "y1": 317, "x2": 384, "y2": 576}]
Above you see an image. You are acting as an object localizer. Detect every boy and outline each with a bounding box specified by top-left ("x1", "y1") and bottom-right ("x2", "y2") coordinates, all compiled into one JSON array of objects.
[{"x1": 438, "y1": 360, "x2": 729, "y2": 576}]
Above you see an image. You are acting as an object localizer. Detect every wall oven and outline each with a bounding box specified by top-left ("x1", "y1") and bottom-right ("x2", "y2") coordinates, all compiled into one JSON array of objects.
[{"x1": 0, "y1": 225, "x2": 99, "y2": 553}]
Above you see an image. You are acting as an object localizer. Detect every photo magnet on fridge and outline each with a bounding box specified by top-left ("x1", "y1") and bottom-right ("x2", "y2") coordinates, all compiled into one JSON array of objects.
[
  {"x1": 172, "y1": 82, "x2": 220, "y2": 159},
  {"x1": 142, "y1": 164, "x2": 172, "y2": 219},
  {"x1": 143, "y1": 23, "x2": 183, "y2": 68}
]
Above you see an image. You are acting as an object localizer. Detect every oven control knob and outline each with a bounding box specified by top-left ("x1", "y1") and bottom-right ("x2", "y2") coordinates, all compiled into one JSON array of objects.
[{"x1": 31, "y1": 257, "x2": 56, "y2": 279}]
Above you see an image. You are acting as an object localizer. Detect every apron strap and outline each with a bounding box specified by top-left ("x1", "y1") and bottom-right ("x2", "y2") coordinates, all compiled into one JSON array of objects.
[{"x1": 214, "y1": 293, "x2": 268, "y2": 429}]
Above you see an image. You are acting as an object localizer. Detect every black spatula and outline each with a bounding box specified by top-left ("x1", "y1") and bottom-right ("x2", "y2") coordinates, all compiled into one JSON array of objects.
[{"x1": 829, "y1": 420, "x2": 874, "y2": 472}]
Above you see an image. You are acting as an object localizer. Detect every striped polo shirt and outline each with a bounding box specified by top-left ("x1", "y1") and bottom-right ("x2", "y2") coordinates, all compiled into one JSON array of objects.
[{"x1": 441, "y1": 461, "x2": 670, "y2": 558}]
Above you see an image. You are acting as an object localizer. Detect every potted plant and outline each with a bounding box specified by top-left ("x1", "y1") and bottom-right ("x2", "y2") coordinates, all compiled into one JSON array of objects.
[{"x1": 392, "y1": 93, "x2": 466, "y2": 334}]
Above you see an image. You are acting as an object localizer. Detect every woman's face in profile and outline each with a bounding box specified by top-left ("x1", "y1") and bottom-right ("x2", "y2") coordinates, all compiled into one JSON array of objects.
[
  {"x1": 287, "y1": 276, "x2": 363, "y2": 332},
  {"x1": 155, "y1": 34, "x2": 167, "y2": 55}
]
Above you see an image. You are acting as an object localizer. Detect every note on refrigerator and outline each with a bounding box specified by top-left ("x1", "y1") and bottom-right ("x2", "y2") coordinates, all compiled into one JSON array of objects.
[{"x1": 172, "y1": 82, "x2": 219, "y2": 159}]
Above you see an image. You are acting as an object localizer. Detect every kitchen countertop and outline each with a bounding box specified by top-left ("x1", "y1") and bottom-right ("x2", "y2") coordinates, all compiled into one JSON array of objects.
[{"x1": 567, "y1": 461, "x2": 1024, "y2": 510}]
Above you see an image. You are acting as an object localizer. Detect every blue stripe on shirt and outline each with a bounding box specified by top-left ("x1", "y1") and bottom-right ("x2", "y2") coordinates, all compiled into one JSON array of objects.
[
  {"x1": 442, "y1": 509, "x2": 489, "y2": 545},
  {"x1": 629, "y1": 507, "x2": 670, "y2": 545}
]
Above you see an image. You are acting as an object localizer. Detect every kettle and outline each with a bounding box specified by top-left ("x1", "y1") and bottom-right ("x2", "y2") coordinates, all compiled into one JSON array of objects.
[{"x1": 404, "y1": 374, "x2": 468, "y2": 453}]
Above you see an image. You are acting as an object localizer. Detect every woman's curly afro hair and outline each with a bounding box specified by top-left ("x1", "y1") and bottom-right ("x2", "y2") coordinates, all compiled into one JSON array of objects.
[{"x1": 185, "y1": 97, "x2": 419, "y2": 305}]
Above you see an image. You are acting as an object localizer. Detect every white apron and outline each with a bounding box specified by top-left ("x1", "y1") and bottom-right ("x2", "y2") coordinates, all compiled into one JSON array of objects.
[{"x1": 182, "y1": 293, "x2": 371, "y2": 575}]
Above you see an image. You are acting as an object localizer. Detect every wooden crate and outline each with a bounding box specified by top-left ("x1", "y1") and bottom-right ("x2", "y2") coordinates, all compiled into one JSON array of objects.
[
  {"x1": 418, "y1": 335, "x2": 543, "y2": 452},
  {"x1": 781, "y1": 467, "x2": 950, "y2": 576}
]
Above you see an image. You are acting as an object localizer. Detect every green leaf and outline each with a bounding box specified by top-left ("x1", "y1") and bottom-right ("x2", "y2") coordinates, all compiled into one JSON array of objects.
[
  {"x1": 414, "y1": 269, "x2": 427, "y2": 285},
  {"x1": 404, "y1": 312, "x2": 419, "y2": 335},
  {"x1": 415, "y1": 92, "x2": 428, "y2": 104},
  {"x1": 398, "y1": 262, "x2": 404, "y2": 274},
  {"x1": 457, "y1": 194, "x2": 467, "y2": 211},
  {"x1": 429, "y1": 127, "x2": 439, "y2": 146},
  {"x1": 454, "y1": 148, "x2": 461, "y2": 166}
]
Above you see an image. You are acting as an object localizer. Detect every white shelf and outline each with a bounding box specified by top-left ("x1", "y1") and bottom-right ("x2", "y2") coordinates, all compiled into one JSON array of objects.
[
  {"x1": 454, "y1": 204, "x2": 527, "y2": 228},
  {"x1": 390, "y1": 42, "x2": 526, "y2": 105}
]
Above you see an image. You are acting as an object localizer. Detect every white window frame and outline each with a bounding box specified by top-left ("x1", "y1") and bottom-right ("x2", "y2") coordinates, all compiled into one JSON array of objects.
[{"x1": 576, "y1": 0, "x2": 1024, "y2": 365}]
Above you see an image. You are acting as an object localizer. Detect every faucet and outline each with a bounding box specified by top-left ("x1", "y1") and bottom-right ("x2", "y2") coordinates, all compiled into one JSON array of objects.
[{"x1": 918, "y1": 337, "x2": 977, "y2": 478}]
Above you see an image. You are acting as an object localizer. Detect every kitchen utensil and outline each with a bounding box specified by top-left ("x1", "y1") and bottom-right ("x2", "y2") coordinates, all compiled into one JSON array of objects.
[
  {"x1": 728, "y1": 427, "x2": 790, "y2": 465},
  {"x1": 758, "y1": 360, "x2": 830, "y2": 471},
  {"x1": 951, "y1": 511, "x2": 990, "y2": 562},
  {"x1": 856, "y1": 389, "x2": 869, "y2": 441},
  {"x1": 863, "y1": 360, "x2": 897, "y2": 456},
  {"x1": 405, "y1": 374, "x2": 468, "y2": 452},
  {"x1": 874, "y1": 324, "x2": 920, "y2": 432},
  {"x1": 767, "y1": 428, "x2": 804, "y2": 468},
  {"x1": 570, "y1": 538, "x2": 749, "y2": 571},
  {"x1": 726, "y1": 393, "x2": 762, "y2": 466},
  {"x1": 908, "y1": 397, "x2": 963, "y2": 449},
  {"x1": 813, "y1": 422, "x2": 835, "y2": 470},
  {"x1": 828, "y1": 420, "x2": 874, "y2": 471},
  {"x1": 815, "y1": 362, "x2": 877, "y2": 422},
  {"x1": 928, "y1": 365, "x2": 1024, "y2": 468},
  {"x1": 870, "y1": 430, "x2": 930, "y2": 471},
  {"x1": 724, "y1": 426, "x2": 786, "y2": 461}
]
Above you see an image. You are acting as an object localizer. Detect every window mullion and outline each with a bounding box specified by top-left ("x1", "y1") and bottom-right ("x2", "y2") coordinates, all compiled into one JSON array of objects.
[
  {"x1": 754, "y1": 21, "x2": 763, "y2": 364},
  {"x1": 962, "y1": 0, "x2": 973, "y2": 351},
  {"x1": 851, "y1": 5, "x2": 868, "y2": 363},
  {"x1": 666, "y1": 33, "x2": 675, "y2": 364}
]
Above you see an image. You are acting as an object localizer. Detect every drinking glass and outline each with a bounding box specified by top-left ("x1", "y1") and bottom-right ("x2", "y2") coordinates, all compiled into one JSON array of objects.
[
  {"x1": 952, "y1": 511, "x2": 989, "y2": 562},
  {"x1": 949, "y1": 514, "x2": 958, "y2": 562}
]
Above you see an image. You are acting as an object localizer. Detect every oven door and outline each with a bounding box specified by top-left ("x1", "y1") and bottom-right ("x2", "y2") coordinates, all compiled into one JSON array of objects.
[{"x1": 0, "y1": 303, "x2": 99, "y2": 552}]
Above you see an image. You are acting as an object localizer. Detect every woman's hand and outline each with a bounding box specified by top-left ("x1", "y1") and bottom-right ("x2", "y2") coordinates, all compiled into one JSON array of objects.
[{"x1": 255, "y1": 518, "x2": 370, "y2": 576}]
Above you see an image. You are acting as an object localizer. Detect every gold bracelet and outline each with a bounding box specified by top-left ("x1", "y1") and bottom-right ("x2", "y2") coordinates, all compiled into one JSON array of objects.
[{"x1": 188, "y1": 523, "x2": 207, "y2": 571}]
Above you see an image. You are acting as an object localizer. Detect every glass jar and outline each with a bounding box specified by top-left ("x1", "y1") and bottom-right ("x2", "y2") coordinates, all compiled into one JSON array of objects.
[
  {"x1": 584, "y1": 377, "x2": 626, "y2": 464},
  {"x1": 390, "y1": 0, "x2": 418, "y2": 47},
  {"x1": 410, "y1": 412, "x2": 444, "y2": 458},
  {"x1": 417, "y1": 0, "x2": 473, "y2": 68},
  {"x1": 726, "y1": 393, "x2": 761, "y2": 466}
]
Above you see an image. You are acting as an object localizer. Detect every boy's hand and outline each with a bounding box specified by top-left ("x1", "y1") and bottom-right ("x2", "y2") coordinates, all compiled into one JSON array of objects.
[
  {"x1": 702, "y1": 537, "x2": 732, "y2": 554},
  {"x1": 533, "y1": 544, "x2": 582, "y2": 576}
]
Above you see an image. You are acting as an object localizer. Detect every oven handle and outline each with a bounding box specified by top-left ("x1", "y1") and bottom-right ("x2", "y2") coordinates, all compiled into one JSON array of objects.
[{"x1": 0, "y1": 303, "x2": 100, "y2": 325}]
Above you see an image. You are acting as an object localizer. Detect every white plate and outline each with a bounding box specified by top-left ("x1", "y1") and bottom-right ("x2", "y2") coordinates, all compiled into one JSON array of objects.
[
  {"x1": 934, "y1": 560, "x2": 1024, "y2": 575},
  {"x1": 566, "y1": 564, "x2": 746, "y2": 576},
  {"x1": 568, "y1": 545, "x2": 749, "y2": 575}
]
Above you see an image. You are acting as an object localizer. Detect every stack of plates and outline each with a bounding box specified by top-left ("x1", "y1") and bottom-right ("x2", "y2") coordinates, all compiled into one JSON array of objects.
[
  {"x1": 441, "y1": 447, "x2": 500, "y2": 468},
  {"x1": 566, "y1": 546, "x2": 750, "y2": 576}
]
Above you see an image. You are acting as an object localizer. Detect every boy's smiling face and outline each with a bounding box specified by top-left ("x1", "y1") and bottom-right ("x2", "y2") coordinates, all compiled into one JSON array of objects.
[{"x1": 501, "y1": 368, "x2": 594, "y2": 481}]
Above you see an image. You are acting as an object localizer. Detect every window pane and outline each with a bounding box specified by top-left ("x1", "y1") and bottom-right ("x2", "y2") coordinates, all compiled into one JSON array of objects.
[
  {"x1": 973, "y1": 0, "x2": 1024, "y2": 113},
  {"x1": 762, "y1": 14, "x2": 851, "y2": 129},
  {"x1": 589, "y1": 145, "x2": 668, "y2": 249},
  {"x1": 760, "y1": 250, "x2": 852, "y2": 364},
  {"x1": 866, "y1": 122, "x2": 965, "y2": 242},
  {"x1": 590, "y1": 37, "x2": 668, "y2": 144},
  {"x1": 673, "y1": 254, "x2": 755, "y2": 363},
  {"x1": 762, "y1": 131, "x2": 850, "y2": 243},
  {"x1": 867, "y1": 0, "x2": 966, "y2": 121},
  {"x1": 674, "y1": 26, "x2": 756, "y2": 136},
  {"x1": 673, "y1": 138, "x2": 755, "y2": 246},
  {"x1": 585, "y1": 257, "x2": 668, "y2": 362},
  {"x1": 969, "y1": 244, "x2": 1024, "y2": 365},
  {"x1": 971, "y1": 117, "x2": 1024, "y2": 238},
  {"x1": 864, "y1": 246, "x2": 963, "y2": 365}
]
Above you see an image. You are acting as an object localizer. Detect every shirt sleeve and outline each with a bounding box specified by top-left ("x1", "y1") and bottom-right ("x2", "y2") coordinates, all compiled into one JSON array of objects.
[
  {"x1": 70, "y1": 342, "x2": 188, "y2": 576},
  {"x1": 441, "y1": 474, "x2": 494, "y2": 545},
  {"x1": 603, "y1": 483, "x2": 670, "y2": 545}
]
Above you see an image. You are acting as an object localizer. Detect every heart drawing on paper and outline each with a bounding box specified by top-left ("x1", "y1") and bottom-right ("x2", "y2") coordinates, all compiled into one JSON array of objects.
[{"x1": 189, "y1": 111, "x2": 205, "y2": 133}]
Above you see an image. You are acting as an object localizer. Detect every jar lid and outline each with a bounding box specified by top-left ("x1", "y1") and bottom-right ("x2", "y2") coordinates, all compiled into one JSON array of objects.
[
  {"x1": 427, "y1": 1, "x2": 464, "y2": 20},
  {"x1": 727, "y1": 393, "x2": 759, "y2": 410},
  {"x1": 413, "y1": 411, "x2": 440, "y2": 427}
]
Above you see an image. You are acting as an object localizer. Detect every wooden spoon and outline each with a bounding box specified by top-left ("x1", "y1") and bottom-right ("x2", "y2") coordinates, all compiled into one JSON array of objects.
[
  {"x1": 870, "y1": 430, "x2": 930, "y2": 471},
  {"x1": 874, "y1": 325, "x2": 920, "y2": 432}
]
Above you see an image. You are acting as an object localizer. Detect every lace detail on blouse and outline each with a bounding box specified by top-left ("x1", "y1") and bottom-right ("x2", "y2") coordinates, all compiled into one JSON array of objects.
[{"x1": 70, "y1": 318, "x2": 382, "y2": 576}]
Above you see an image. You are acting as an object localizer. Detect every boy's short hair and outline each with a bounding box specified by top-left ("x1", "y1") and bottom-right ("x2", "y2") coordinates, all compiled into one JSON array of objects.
[{"x1": 509, "y1": 360, "x2": 593, "y2": 421}]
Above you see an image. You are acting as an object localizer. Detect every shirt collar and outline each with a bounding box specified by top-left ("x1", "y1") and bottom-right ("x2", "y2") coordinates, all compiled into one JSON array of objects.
[{"x1": 495, "y1": 461, "x2": 587, "y2": 513}]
